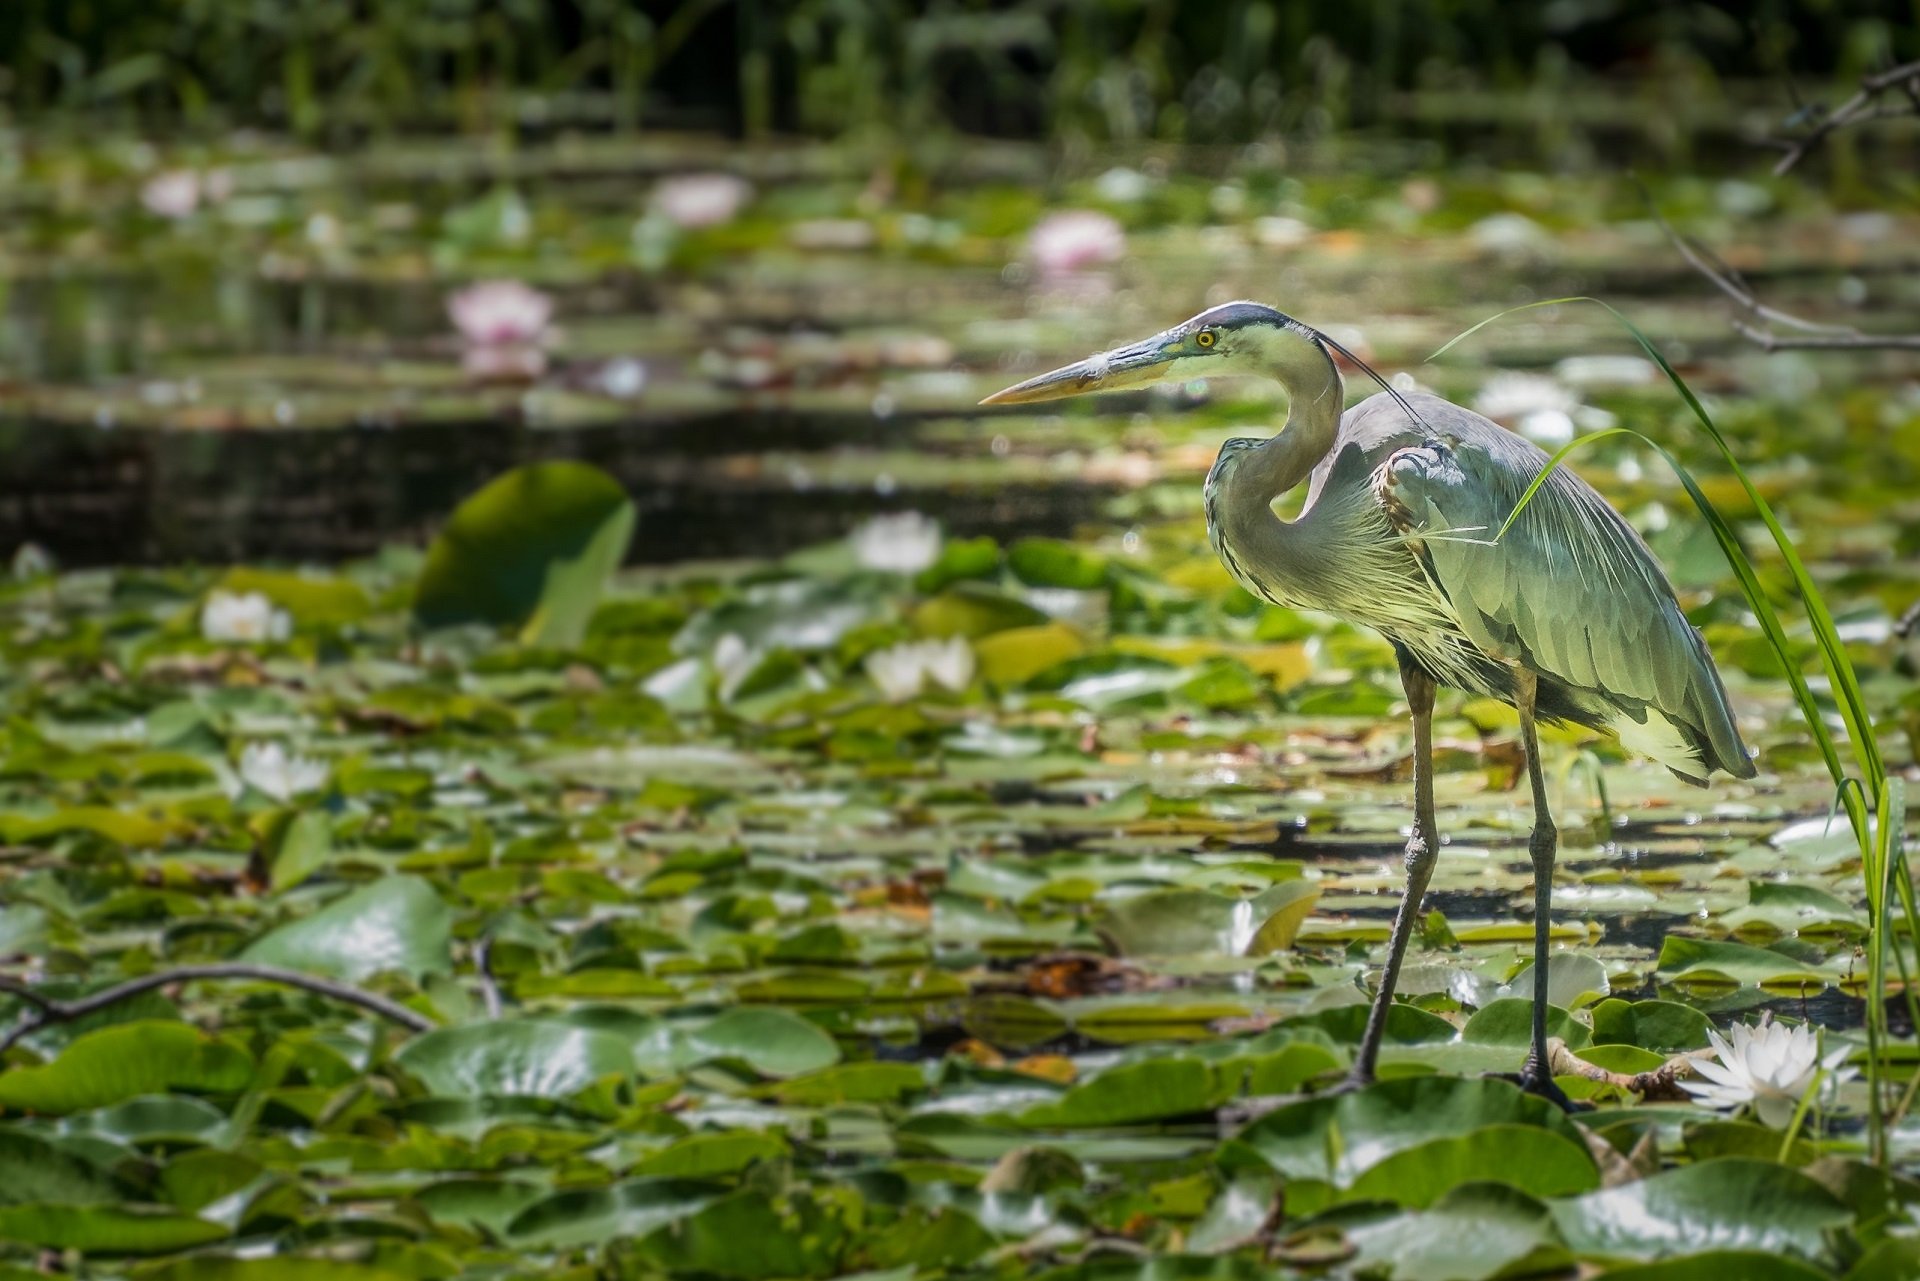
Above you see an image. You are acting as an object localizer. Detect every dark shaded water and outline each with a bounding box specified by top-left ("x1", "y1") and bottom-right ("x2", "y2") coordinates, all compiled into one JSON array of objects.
[{"x1": 0, "y1": 414, "x2": 1116, "y2": 566}]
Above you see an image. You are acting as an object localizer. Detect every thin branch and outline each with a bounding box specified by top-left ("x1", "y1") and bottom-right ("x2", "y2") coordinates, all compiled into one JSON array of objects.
[
  {"x1": 1772, "y1": 59, "x2": 1920, "y2": 176},
  {"x1": 0, "y1": 963, "x2": 435, "y2": 1054},
  {"x1": 1655, "y1": 211, "x2": 1920, "y2": 352},
  {"x1": 1546, "y1": 1037, "x2": 1712, "y2": 1102}
]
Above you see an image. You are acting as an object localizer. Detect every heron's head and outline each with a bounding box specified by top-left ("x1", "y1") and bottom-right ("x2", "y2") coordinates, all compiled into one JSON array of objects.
[{"x1": 980, "y1": 300, "x2": 1337, "y2": 406}]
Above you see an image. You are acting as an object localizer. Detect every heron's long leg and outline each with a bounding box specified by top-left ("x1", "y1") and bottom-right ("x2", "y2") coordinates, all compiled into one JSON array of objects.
[
  {"x1": 1514, "y1": 669, "x2": 1574, "y2": 1107},
  {"x1": 1346, "y1": 656, "x2": 1439, "y2": 1088}
]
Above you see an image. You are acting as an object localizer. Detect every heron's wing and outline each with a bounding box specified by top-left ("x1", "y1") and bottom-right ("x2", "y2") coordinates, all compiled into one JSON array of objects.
[{"x1": 1375, "y1": 409, "x2": 1751, "y2": 782}]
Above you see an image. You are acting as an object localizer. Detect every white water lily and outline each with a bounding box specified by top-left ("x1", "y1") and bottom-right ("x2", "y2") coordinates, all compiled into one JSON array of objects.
[
  {"x1": 1681, "y1": 1014, "x2": 1856, "y2": 1127},
  {"x1": 651, "y1": 173, "x2": 753, "y2": 230},
  {"x1": 865, "y1": 638, "x2": 975, "y2": 702},
  {"x1": 850, "y1": 512, "x2": 941, "y2": 574},
  {"x1": 238, "y1": 741, "x2": 329, "y2": 801},
  {"x1": 141, "y1": 170, "x2": 201, "y2": 219},
  {"x1": 201, "y1": 590, "x2": 290, "y2": 644}
]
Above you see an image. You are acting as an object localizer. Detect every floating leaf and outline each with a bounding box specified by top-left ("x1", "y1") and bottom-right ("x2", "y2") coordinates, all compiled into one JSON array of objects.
[
  {"x1": 1348, "y1": 1183, "x2": 1568, "y2": 1281},
  {"x1": 414, "y1": 461, "x2": 637, "y2": 646},
  {"x1": 685, "y1": 1008, "x2": 841, "y2": 1077},
  {"x1": 1245, "y1": 880, "x2": 1322, "y2": 954},
  {"x1": 632, "y1": 1190, "x2": 851, "y2": 1279},
  {"x1": 0, "y1": 1129, "x2": 126, "y2": 1205},
  {"x1": 396, "y1": 1019, "x2": 634, "y2": 1098},
  {"x1": 630, "y1": 1132, "x2": 788, "y2": 1179},
  {"x1": 1008, "y1": 538, "x2": 1108, "y2": 589},
  {"x1": 1550, "y1": 1158, "x2": 1849, "y2": 1263},
  {"x1": 508, "y1": 1178, "x2": 722, "y2": 1249},
  {"x1": 1501, "y1": 954, "x2": 1610, "y2": 1009},
  {"x1": 973, "y1": 622, "x2": 1088, "y2": 685},
  {"x1": 0, "y1": 1023, "x2": 252, "y2": 1115},
  {"x1": 266, "y1": 810, "x2": 333, "y2": 893},
  {"x1": 1017, "y1": 1059, "x2": 1226, "y2": 1127},
  {"x1": 1656, "y1": 937, "x2": 1834, "y2": 991},
  {"x1": 1238, "y1": 1077, "x2": 1586, "y2": 1188},
  {"x1": 1461, "y1": 999, "x2": 1590, "y2": 1049},
  {"x1": 241, "y1": 875, "x2": 451, "y2": 980},
  {"x1": 0, "y1": 1204, "x2": 227, "y2": 1254},
  {"x1": 1343, "y1": 1124, "x2": 1599, "y2": 1208}
]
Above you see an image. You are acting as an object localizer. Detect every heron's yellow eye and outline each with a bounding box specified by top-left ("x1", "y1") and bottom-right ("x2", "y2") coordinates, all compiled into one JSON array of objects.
[{"x1": 1195, "y1": 330, "x2": 1216, "y2": 348}]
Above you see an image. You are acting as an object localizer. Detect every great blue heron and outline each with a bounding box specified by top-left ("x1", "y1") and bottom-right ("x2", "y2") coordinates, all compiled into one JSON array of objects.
[{"x1": 982, "y1": 301, "x2": 1755, "y2": 1105}]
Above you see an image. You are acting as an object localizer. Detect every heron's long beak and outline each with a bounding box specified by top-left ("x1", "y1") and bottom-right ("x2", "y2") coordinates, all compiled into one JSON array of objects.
[{"x1": 979, "y1": 335, "x2": 1177, "y2": 405}]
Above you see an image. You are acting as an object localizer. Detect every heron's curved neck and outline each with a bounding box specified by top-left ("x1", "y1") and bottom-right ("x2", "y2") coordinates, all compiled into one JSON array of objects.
[{"x1": 1228, "y1": 332, "x2": 1344, "y2": 513}]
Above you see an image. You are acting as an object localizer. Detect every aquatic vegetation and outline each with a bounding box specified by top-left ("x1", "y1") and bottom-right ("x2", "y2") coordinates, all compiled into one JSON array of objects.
[
  {"x1": 235, "y1": 740, "x2": 330, "y2": 802},
  {"x1": 199, "y1": 588, "x2": 290, "y2": 643},
  {"x1": 0, "y1": 102, "x2": 1915, "y2": 1281},
  {"x1": 851, "y1": 511, "x2": 943, "y2": 574},
  {"x1": 1681, "y1": 1014, "x2": 1854, "y2": 1127}
]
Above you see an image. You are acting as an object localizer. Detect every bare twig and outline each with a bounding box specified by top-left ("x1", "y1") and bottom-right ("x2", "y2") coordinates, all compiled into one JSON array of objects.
[
  {"x1": 1897, "y1": 599, "x2": 1920, "y2": 639},
  {"x1": 1771, "y1": 60, "x2": 1920, "y2": 176},
  {"x1": 1546, "y1": 1037, "x2": 1712, "y2": 1102},
  {"x1": 1656, "y1": 212, "x2": 1920, "y2": 353},
  {"x1": 0, "y1": 963, "x2": 435, "y2": 1054}
]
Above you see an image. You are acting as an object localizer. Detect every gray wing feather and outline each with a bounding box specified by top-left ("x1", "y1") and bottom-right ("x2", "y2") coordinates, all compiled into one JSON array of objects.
[{"x1": 1363, "y1": 393, "x2": 1753, "y2": 781}]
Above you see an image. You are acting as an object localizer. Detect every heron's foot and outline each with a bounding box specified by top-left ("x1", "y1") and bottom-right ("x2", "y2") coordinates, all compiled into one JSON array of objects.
[{"x1": 1512, "y1": 1055, "x2": 1591, "y2": 1114}]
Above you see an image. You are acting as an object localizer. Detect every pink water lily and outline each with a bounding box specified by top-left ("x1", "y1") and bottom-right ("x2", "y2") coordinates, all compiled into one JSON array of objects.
[
  {"x1": 1027, "y1": 210, "x2": 1126, "y2": 278},
  {"x1": 447, "y1": 280, "x2": 555, "y2": 348}
]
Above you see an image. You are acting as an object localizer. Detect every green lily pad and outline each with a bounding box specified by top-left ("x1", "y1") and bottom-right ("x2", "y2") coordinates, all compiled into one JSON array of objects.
[
  {"x1": 0, "y1": 1203, "x2": 228, "y2": 1254},
  {"x1": 1656, "y1": 937, "x2": 1834, "y2": 991},
  {"x1": 508, "y1": 1178, "x2": 723, "y2": 1248},
  {"x1": 395, "y1": 1019, "x2": 635, "y2": 1098},
  {"x1": 1348, "y1": 1182, "x2": 1569, "y2": 1281},
  {"x1": 1589, "y1": 999, "x2": 1713, "y2": 1052},
  {"x1": 241, "y1": 875, "x2": 451, "y2": 981},
  {"x1": 0, "y1": 1129, "x2": 127, "y2": 1205},
  {"x1": 414, "y1": 461, "x2": 637, "y2": 646},
  {"x1": 1017, "y1": 1058, "x2": 1227, "y2": 1127},
  {"x1": 1550, "y1": 1158, "x2": 1850, "y2": 1264},
  {"x1": 685, "y1": 1007, "x2": 842, "y2": 1077},
  {"x1": 0, "y1": 1022, "x2": 252, "y2": 1115},
  {"x1": 1343, "y1": 1123, "x2": 1599, "y2": 1208},
  {"x1": 1238, "y1": 1076, "x2": 1585, "y2": 1188}
]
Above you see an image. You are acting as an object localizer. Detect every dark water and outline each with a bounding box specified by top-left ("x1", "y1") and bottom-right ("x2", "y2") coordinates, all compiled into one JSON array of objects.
[{"x1": 0, "y1": 413, "x2": 1117, "y2": 567}]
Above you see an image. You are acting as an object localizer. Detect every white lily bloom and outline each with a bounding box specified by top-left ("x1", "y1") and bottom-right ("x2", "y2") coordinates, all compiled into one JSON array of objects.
[
  {"x1": 850, "y1": 512, "x2": 941, "y2": 574},
  {"x1": 238, "y1": 741, "x2": 329, "y2": 802},
  {"x1": 202, "y1": 590, "x2": 291, "y2": 644},
  {"x1": 1681, "y1": 1014, "x2": 1856, "y2": 1127},
  {"x1": 651, "y1": 173, "x2": 753, "y2": 230},
  {"x1": 711, "y1": 633, "x2": 756, "y2": 700},
  {"x1": 141, "y1": 170, "x2": 201, "y2": 219},
  {"x1": 921, "y1": 637, "x2": 975, "y2": 692},
  {"x1": 865, "y1": 639, "x2": 974, "y2": 702},
  {"x1": 865, "y1": 643, "x2": 929, "y2": 702}
]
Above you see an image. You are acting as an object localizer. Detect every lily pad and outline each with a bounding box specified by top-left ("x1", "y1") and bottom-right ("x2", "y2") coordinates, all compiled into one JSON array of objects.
[
  {"x1": 241, "y1": 875, "x2": 451, "y2": 981},
  {"x1": 414, "y1": 461, "x2": 637, "y2": 646},
  {"x1": 395, "y1": 1019, "x2": 635, "y2": 1098},
  {"x1": 1549, "y1": 1158, "x2": 1850, "y2": 1264}
]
